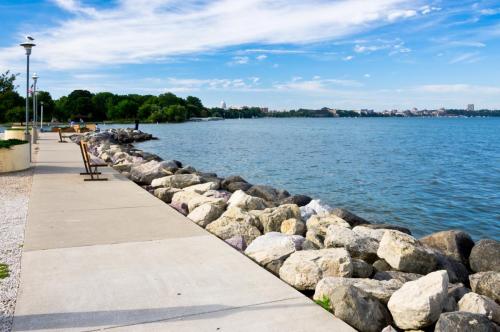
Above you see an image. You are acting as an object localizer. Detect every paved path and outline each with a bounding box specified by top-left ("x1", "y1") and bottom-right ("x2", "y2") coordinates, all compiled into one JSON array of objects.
[{"x1": 13, "y1": 132, "x2": 354, "y2": 332}]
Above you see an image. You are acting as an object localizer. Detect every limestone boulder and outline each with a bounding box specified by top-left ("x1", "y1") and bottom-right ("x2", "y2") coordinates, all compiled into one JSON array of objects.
[
  {"x1": 169, "y1": 202, "x2": 188, "y2": 216},
  {"x1": 331, "y1": 208, "x2": 370, "y2": 227},
  {"x1": 246, "y1": 185, "x2": 290, "y2": 202},
  {"x1": 171, "y1": 190, "x2": 203, "y2": 207},
  {"x1": 352, "y1": 259, "x2": 374, "y2": 278},
  {"x1": 280, "y1": 218, "x2": 306, "y2": 236},
  {"x1": 377, "y1": 230, "x2": 437, "y2": 274},
  {"x1": 280, "y1": 194, "x2": 312, "y2": 207},
  {"x1": 225, "y1": 235, "x2": 246, "y2": 251},
  {"x1": 279, "y1": 248, "x2": 352, "y2": 290},
  {"x1": 305, "y1": 214, "x2": 351, "y2": 248},
  {"x1": 187, "y1": 195, "x2": 226, "y2": 212},
  {"x1": 469, "y1": 272, "x2": 500, "y2": 302},
  {"x1": 434, "y1": 250, "x2": 469, "y2": 284},
  {"x1": 420, "y1": 230, "x2": 474, "y2": 265},
  {"x1": 458, "y1": 292, "x2": 500, "y2": 324},
  {"x1": 299, "y1": 199, "x2": 333, "y2": 220},
  {"x1": 153, "y1": 187, "x2": 182, "y2": 203},
  {"x1": 324, "y1": 225, "x2": 379, "y2": 263},
  {"x1": 359, "y1": 223, "x2": 411, "y2": 235},
  {"x1": 256, "y1": 204, "x2": 301, "y2": 233},
  {"x1": 184, "y1": 181, "x2": 220, "y2": 194},
  {"x1": 227, "y1": 190, "x2": 267, "y2": 211},
  {"x1": 112, "y1": 161, "x2": 133, "y2": 173},
  {"x1": 329, "y1": 285, "x2": 392, "y2": 332},
  {"x1": 373, "y1": 271, "x2": 423, "y2": 283},
  {"x1": 388, "y1": 270, "x2": 449, "y2": 330},
  {"x1": 151, "y1": 175, "x2": 173, "y2": 188},
  {"x1": 187, "y1": 203, "x2": 225, "y2": 228},
  {"x1": 203, "y1": 190, "x2": 231, "y2": 202},
  {"x1": 435, "y1": 312, "x2": 498, "y2": 332},
  {"x1": 314, "y1": 277, "x2": 403, "y2": 304},
  {"x1": 221, "y1": 176, "x2": 251, "y2": 193},
  {"x1": 130, "y1": 160, "x2": 175, "y2": 184},
  {"x1": 206, "y1": 207, "x2": 262, "y2": 245},
  {"x1": 244, "y1": 232, "x2": 302, "y2": 274},
  {"x1": 372, "y1": 259, "x2": 392, "y2": 272},
  {"x1": 469, "y1": 239, "x2": 500, "y2": 273}
]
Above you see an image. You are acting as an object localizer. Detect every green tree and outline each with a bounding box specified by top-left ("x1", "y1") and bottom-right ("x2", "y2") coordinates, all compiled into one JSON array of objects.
[
  {"x1": 66, "y1": 90, "x2": 95, "y2": 120},
  {"x1": 5, "y1": 106, "x2": 25, "y2": 123},
  {"x1": 158, "y1": 92, "x2": 184, "y2": 108},
  {"x1": 35, "y1": 91, "x2": 55, "y2": 122},
  {"x1": 0, "y1": 71, "x2": 24, "y2": 123},
  {"x1": 108, "y1": 99, "x2": 139, "y2": 120}
]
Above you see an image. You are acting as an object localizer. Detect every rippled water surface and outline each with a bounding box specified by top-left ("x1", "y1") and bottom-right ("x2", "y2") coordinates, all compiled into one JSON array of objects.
[{"x1": 29, "y1": 118, "x2": 500, "y2": 239}]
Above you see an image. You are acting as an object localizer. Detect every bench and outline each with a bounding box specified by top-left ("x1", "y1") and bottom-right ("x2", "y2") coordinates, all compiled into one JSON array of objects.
[
  {"x1": 79, "y1": 141, "x2": 108, "y2": 181},
  {"x1": 58, "y1": 128, "x2": 69, "y2": 143}
]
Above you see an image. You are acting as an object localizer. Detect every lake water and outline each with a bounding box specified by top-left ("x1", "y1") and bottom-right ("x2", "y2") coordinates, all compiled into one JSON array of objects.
[
  {"x1": 116, "y1": 118, "x2": 499, "y2": 241},
  {"x1": 5, "y1": 118, "x2": 498, "y2": 240}
]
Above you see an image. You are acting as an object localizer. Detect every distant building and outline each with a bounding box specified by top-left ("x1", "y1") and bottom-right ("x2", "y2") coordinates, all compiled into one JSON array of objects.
[
  {"x1": 220, "y1": 100, "x2": 227, "y2": 110},
  {"x1": 260, "y1": 107, "x2": 269, "y2": 113},
  {"x1": 467, "y1": 104, "x2": 474, "y2": 111}
]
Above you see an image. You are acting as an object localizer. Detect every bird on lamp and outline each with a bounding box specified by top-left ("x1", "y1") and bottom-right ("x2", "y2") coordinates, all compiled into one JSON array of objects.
[{"x1": 25, "y1": 35, "x2": 34, "y2": 41}]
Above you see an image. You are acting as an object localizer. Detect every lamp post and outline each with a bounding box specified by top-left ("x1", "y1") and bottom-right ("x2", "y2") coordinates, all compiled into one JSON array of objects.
[
  {"x1": 32, "y1": 73, "x2": 38, "y2": 128},
  {"x1": 40, "y1": 101, "x2": 44, "y2": 129},
  {"x1": 20, "y1": 36, "x2": 35, "y2": 161}
]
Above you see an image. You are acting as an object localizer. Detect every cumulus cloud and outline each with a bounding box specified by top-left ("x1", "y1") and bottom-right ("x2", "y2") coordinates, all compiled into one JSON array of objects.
[
  {"x1": 416, "y1": 84, "x2": 500, "y2": 94},
  {"x1": 256, "y1": 54, "x2": 267, "y2": 60},
  {"x1": 0, "y1": 0, "x2": 419, "y2": 70}
]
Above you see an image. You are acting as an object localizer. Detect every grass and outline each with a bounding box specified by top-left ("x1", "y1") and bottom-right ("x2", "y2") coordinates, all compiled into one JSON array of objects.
[
  {"x1": 0, "y1": 139, "x2": 28, "y2": 149},
  {"x1": 0, "y1": 263, "x2": 9, "y2": 279},
  {"x1": 314, "y1": 295, "x2": 331, "y2": 311}
]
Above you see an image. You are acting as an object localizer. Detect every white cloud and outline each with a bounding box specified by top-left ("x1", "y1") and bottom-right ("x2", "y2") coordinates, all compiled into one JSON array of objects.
[
  {"x1": 387, "y1": 9, "x2": 417, "y2": 21},
  {"x1": 230, "y1": 56, "x2": 249, "y2": 65},
  {"x1": 256, "y1": 54, "x2": 267, "y2": 61},
  {"x1": 449, "y1": 52, "x2": 481, "y2": 64},
  {"x1": 275, "y1": 76, "x2": 362, "y2": 92},
  {"x1": 416, "y1": 84, "x2": 500, "y2": 94},
  {"x1": 0, "y1": 0, "x2": 420, "y2": 70},
  {"x1": 364, "y1": 74, "x2": 371, "y2": 78},
  {"x1": 343, "y1": 55, "x2": 354, "y2": 61},
  {"x1": 420, "y1": 5, "x2": 441, "y2": 15},
  {"x1": 243, "y1": 49, "x2": 307, "y2": 55}
]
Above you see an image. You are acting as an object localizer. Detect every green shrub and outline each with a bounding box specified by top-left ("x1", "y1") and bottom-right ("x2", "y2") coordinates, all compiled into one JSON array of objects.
[
  {"x1": 0, "y1": 139, "x2": 28, "y2": 149},
  {"x1": 0, "y1": 263, "x2": 9, "y2": 279},
  {"x1": 314, "y1": 295, "x2": 331, "y2": 311}
]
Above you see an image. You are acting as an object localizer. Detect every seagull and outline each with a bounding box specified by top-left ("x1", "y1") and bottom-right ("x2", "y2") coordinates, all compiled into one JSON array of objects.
[{"x1": 25, "y1": 35, "x2": 34, "y2": 41}]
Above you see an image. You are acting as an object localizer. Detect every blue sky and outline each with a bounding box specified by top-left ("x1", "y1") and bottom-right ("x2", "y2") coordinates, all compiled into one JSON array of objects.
[{"x1": 1, "y1": 0, "x2": 499, "y2": 110}]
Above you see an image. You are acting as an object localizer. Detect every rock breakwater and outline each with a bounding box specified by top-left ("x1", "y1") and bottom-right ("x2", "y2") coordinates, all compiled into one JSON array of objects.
[{"x1": 74, "y1": 129, "x2": 500, "y2": 332}]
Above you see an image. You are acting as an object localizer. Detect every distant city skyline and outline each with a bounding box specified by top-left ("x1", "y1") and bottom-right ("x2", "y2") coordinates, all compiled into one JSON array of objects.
[{"x1": 0, "y1": 0, "x2": 499, "y2": 110}]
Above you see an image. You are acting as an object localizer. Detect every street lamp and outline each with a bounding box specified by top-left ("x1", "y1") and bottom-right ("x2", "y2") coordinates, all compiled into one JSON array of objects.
[
  {"x1": 32, "y1": 72, "x2": 38, "y2": 130},
  {"x1": 40, "y1": 101, "x2": 44, "y2": 129},
  {"x1": 20, "y1": 36, "x2": 35, "y2": 161}
]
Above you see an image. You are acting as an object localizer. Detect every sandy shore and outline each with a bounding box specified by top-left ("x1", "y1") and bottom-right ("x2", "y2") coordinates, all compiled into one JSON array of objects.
[{"x1": 0, "y1": 168, "x2": 33, "y2": 332}]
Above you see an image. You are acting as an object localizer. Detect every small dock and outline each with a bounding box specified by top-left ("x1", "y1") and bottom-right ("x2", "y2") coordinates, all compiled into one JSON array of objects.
[{"x1": 13, "y1": 132, "x2": 354, "y2": 331}]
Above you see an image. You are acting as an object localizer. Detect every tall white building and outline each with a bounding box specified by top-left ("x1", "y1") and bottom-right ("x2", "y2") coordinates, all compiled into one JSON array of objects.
[
  {"x1": 220, "y1": 100, "x2": 227, "y2": 110},
  {"x1": 467, "y1": 104, "x2": 474, "y2": 111}
]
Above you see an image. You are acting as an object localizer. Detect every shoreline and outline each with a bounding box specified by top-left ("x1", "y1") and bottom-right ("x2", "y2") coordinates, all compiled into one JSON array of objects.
[{"x1": 75, "y1": 128, "x2": 500, "y2": 331}]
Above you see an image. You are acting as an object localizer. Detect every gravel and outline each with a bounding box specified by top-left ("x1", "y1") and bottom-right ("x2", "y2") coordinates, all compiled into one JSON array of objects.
[{"x1": 0, "y1": 168, "x2": 33, "y2": 332}]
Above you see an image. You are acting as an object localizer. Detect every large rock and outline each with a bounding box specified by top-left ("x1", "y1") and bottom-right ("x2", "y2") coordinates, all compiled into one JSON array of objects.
[
  {"x1": 153, "y1": 187, "x2": 182, "y2": 203},
  {"x1": 458, "y1": 292, "x2": 500, "y2": 324},
  {"x1": 246, "y1": 185, "x2": 290, "y2": 202},
  {"x1": 130, "y1": 160, "x2": 175, "y2": 184},
  {"x1": 434, "y1": 250, "x2": 469, "y2": 284},
  {"x1": 279, "y1": 248, "x2": 352, "y2": 290},
  {"x1": 280, "y1": 194, "x2": 312, "y2": 207},
  {"x1": 171, "y1": 190, "x2": 203, "y2": 208},
  {"x1": 388, "y1": 270, "x2": 449, "y2": 330},
  {"x1": 314, "y1": 277, "x2": 403, "y2": 304},
  {"x1": 300, "y1": 199, "x2": 333, "y2": 220},
  {"x1": 469, "y1": 239, "x2": 500, "y2": 273},
  {"x1": 352, "y1": 259, "x2": 374, "y2": 278},
  {"x1": 187, "y1": 203, "x2": 224, "y2": 228},
  {"x1": 373, "y1": 271, "x2": 423, "y2": 283},
  {"x1": 227, "y1": 190, "x2": 267, "y2": 211},
  {"x1": 324, "y1": 225, "x2": 379, "y2": 263},
  {"x1": 359, "y1": 223, "x2": 411, "y2": 235},
  {"x1": 151, "y1": 175, "x2": 173, "y2": 188},
  {"x1": 420, "y1": 230, "x2": 474, "y2": 265},
  {"x1": 256, "y1": 204, "x2": 301, "y2": 233},
  {"x1": 244, "y1": 232, "x2": 301, "y2": 274},
  {"x1": 225, "y1": 235, "x2": 246, "y2": 251},
  {"x1": 187, "y1": 195, "x2": 226, "y2": 212},
  {"x1": 184, "y1": 181, "x2": 220, "y2": 194},
  {"x1": 329, "y1": 285, "x2": 392, "y2": 332},
  {"x1": 206, "y1": 207, "x2": 262, "y2": 245},
  {"x1": 435, "y1": 312, "x2": 498, "y2": 332},
  {"x1": 469, "y1": 272, "x2": 500, "y2": 302},
  {"x1": 331, "y1": 208, "x2": 370, "y2": 227},
  {"x1": 305, "y1": 213, "x2": 351, "y2": 248},
  {"x1": 152, "y1": 173, "x2": 203, "y2": 189},
  {"x1": 280, "y1": 218, "x2": 306, "y2": 236},
  {"x1": 221, "y1": 176, "x2": 251, "y2": 193},
  {"x1": 377, "y1": 230, "x2": 437, "y2": 274}
]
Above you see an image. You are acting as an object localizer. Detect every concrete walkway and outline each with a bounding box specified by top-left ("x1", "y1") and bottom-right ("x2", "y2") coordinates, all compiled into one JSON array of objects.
[{"x1": 13, "y1": 132, "x2": 354, "y2": 332}]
